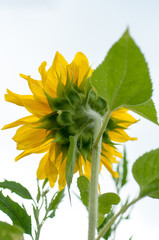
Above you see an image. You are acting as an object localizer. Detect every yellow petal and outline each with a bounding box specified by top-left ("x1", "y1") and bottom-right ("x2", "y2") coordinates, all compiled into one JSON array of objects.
[
  {"x1": 111, "y1": 108, "x2": 138, "y2": 128},
  {"x1": 108, "y1": 129, "x2": 137, "y2": 143},
  {"x1": 15, "y1": 140, "x2": 51, "y2": 161},
  {"x1": 20, "y1": 97, "x2": 52, "y2": 117},
  {"x1": 71, "y1": 52, "x2": 92, "y2": 85},
  {"x1": 2, "y1": 115, "x2": 38, "y2": 130},
  {"x1": 58, "y1": 158, "x2": 66, "y2": 190},
  {"x1": 20, "y1": 74, "x2": 48, "y2": 104},
  {"x1": 100, "y1": 155, "x2": 119, "y2": 178},
  {"x1": 45, "y1": 52, "x2": 68, "y2": 96},
  {"x1": 38, "y1": 61, "x2": 47, "y2": 86},
  {"x1": 45, "y1": 159, "x2": 58, "y2": 188},
  {"x1": 13, "y1": 125, "x2": 49, "y2": 150},
  {"x1": 5, "y1": 89, "x2": 33, "y2": 106},
  {"x1": 37, "y1": 153, "x2": 48, "y2": 179},
  {"x1": 102, "y1": 143, "x2": 122, "y2": 159}
]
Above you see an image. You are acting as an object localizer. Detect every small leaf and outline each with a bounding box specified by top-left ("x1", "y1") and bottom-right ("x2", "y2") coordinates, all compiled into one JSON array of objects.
[
  {"x1": 132, "y1": 148, "x2": 159, "y2": 198},
  {"x1": 66, "y1": 136, "x2": 78, "y2": 189},
  {"x1": 121, "y1": 147, "x2": 128, "y2": 187},
  {"x1": 48, "y1": 189, "x2": 64, "y2": 211},
  {"x1": 98, "y1": 193, "x2": 120, "y2": 215},
  {"x1": 48, "y1": 211, "x2": 55, "y2": 218},
  {"x1": 0, "y1": 180, "x2": 32, "y2": 200},
  {"x1": 128, "y1": 99, "x2": 158, "y2": 125},
  {"x1": 91, "y1": 29, "x2": 152, "y2": 111},
  {"x1": 0, "y1": 222, "x2": 24, "y2": 240},
  {"x1": 77, "y1": 176, "x2": 90, "y2": 207},
  {"x1": 0, "y1": 191, "x2": 32, "y2": 235}
]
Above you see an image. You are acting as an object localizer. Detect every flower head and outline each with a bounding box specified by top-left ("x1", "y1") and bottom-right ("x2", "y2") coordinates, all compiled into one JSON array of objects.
[{"x1": 2, "y1": 52, "x2": 137, "y2": 190}]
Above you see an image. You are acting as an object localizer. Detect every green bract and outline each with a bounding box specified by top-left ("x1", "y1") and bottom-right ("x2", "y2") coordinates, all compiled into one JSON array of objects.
[{"x1": 37, "y1": 77, "x2": 108, "y2": 188}]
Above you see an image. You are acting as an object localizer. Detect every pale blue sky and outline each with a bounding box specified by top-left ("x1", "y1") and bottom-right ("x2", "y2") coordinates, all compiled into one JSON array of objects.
[{"x1": 0, "y1": 1, "x2": 159, "y2": 240}]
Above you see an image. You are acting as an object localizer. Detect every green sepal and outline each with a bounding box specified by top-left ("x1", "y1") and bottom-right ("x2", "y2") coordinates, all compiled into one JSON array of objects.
[
  {"x1": 0, "y1": 222, "x2": 24, "y2": 240},
  {"x1": 0, "y1": 180, "x2": 32, "y2": 200},
  {"x1": 79, "y1": 134, "x2": 92, "y2": 162},
  {"x1": 37, "y1": 113, "x2": 59, "y2": 130},
  {"x1": 54, "y1": 127, "x2": 70, "y2": 144},
  {"x1": 0, "y1": 191, "x2": 32, "y2": 235},
  {"x1": 66, "y1": 136, "x2": 78, "y2": 189},
  {"x1": 57, "y1": 80, "x2": 65, "y2": 98},
  {"x1": 44, "y1": 91, "x2": 71, "y2": 111},
  {"x1": 107, "y1": 118, "x2": 125, "y2": 131},
  {"x1": 132, "y1": 148, "x2": 159, "y2": 199},
  {"x1": 57, "y1": 110, "x2": 73, "y2": 126},
  {"x1": 91, "y1": 29, "x2": 152, "y2": 111},
  {"x1": 65, "y1": 84, "x2": 81, "y2": 107}
]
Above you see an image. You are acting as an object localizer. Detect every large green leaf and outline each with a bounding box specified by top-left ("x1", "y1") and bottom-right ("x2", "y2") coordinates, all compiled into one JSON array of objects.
[
  {"x1": 0, "y1": 222, "x2": 24, "y2": 240},
  {"x1": 132, "y1": 149, "x2": 159, "y2": 198},
  {"x1": 0, "y1": 191, "x2": 31, "y2": 235},
  {"x1": 91, "y1": 30, "x2": 152, "y2": 111},
  {"x1": 128, "y1": 99, "x2": 158, "y2": 125},
  {"x1": 0, "y1": 180, "x2": 32, "y2": 200},
  {"x1": 66, "y1": 136, "x2": 78, "y2": 189}
]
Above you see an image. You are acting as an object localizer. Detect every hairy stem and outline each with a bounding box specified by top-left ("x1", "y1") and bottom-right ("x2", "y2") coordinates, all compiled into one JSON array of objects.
[
  {"x1": 88, "y1": 115, "x2": 102, "y2": 240},
  {"x1": 93, "y1": 108, "x2": 111, "y2": 148},
  {"x1": 96, "y1": 196, "x2": 141, "y2": 240}
]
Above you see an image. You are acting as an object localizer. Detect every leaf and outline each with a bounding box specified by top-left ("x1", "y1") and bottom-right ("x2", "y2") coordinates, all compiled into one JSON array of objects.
[
  {"x1": 132, "y1": 148, "x2": 159, "y2": 198},
  {"x1": 98, "y1": 193, "x2": 120, "y2": 215},
  {"x1": 48, "y1": 189, "x2": 64, "y2": 211},
  {"x1": 66, "y1": 136, "x2": 78, "y2": 189},
  {"x1": 91, "y1": 29, "x2": 152, "y2": 111},
  {"x1": 0, "y1": 180, "x2": 32, "y2": 200},
  {"x1": 0, "y1": 191, "x2": 32, "y2": 235},
  {"x1": 128, "y1": 99, "x2": 158, "y2": 125},
  {"x1": 77, "y1": 177, "x2": 120, "y2": 216},
  {"x1": 77, "y1": 176, "x2": 90, "y2": 207},
  {"x1": 0, "y1": 222, "x2": 24, "y2": 240},
  {"x1": 121, "y1": 147, "x2": 128, "y2": 187}
]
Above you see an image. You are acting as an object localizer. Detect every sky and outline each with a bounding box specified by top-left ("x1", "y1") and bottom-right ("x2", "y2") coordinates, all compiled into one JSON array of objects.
[{"x1": 0, "y1": 0, "x2": 159, "y2": 239}]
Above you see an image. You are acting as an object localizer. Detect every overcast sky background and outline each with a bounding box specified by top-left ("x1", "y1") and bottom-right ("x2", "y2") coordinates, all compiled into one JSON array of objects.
[{"x1": 0, "y1": 0, "x2": 159, "y2": 239}]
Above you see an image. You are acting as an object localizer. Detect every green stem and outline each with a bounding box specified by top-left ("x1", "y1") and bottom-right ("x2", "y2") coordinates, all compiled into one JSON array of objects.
[
  {"x1": 93, "y1": 108, "x2": 111, "y2": 148},
  {"x1": 96, "y1": 196, "x2": 141, "y2": 240},
  {"x1": 88, "y1": 109, "x2": 112, "y2": 240},
  {"x1": 88, "y1": 115, "x2": 102, "y2": 240}
]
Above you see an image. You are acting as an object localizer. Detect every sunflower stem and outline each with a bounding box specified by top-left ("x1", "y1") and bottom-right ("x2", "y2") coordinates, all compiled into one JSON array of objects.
[
  {"x1": 93, "y1": 108, "x2": 112, "y2": 148},
  {"x1": 96, "y1": 196, "x2": 141, "y2": 240},
  {"x1": 88, "y1": 109, "x2": 112, "y2": 240},
  {"x1": 88, "y1": 115, "x2": 102, "y2": 240}
]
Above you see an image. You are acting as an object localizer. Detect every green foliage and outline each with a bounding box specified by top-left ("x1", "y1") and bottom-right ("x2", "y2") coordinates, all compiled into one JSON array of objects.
[
  {"x1": 0, "y1": 191, "x2": 31, "y2": 235},
  {"x1": 77, "y1": 176, "x2": 120, "y2": 228},
  {"x1": 128, "y1": 99, "x2": 158, "y2": 125},
  {"x1": 115, "y1": 147, "x2": 128, "y2": 190},
  {"x1": 132, "y1": 148, "x2": 159, "y2": 199},
  {"x1": 0, "y1": 222, "x2": 24, "y2": 240},
  {"x1": 91, "y1": 29, "x2": 155, "y2": 120},
  {"x1": 97, "y1": 148, "x2": 133, "y2": 240},
  {"x1": 77, "y1": 175, "x2": 90, "y2": 207},
  {"x1": 0, "y1": 180, "x2": 32, "y2": 200},
  {"x1": 98, "y1": 193, "x2": 120, "y2": 215},
  {"x1": 48, "y1": 189, "x2": 64, "y2": 211}
]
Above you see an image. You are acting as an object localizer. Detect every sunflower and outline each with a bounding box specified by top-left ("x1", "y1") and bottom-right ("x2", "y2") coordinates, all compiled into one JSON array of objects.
[{"x1": 2, "y1": 52, "x2": 137, "y2": 190}]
